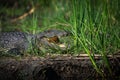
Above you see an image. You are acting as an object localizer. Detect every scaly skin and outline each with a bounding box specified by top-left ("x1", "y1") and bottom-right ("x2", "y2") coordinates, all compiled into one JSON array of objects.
[
  {"x1": 0, "y1": 29, "x2": 68, "y2": 55},
  {"x1": 0, "y1": 32, "x2": 33, "y2": 55}
]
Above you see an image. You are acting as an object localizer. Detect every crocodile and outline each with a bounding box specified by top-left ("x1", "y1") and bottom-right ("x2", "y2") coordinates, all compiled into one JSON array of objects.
[{"x1": 0, "y1": 29, "x2": 68, "y2": 55}]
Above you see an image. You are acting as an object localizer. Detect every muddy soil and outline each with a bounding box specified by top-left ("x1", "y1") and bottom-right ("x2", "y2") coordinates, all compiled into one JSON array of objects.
[{"x1": 0, "y1": 54, "x2": 120, "y2": 80}]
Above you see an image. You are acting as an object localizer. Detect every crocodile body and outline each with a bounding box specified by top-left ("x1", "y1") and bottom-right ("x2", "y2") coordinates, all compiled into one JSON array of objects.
[
  {"x1": 0, "y1": 29, "x2": 68, "y2": 55},
  {"x1": 0, "y1": 32, "x2": 34, "y2": 55}
]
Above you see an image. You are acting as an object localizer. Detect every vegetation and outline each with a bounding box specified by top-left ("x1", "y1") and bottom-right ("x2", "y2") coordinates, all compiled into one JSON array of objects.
[{"x1": 0, "y1": 0, "x2": 120, "y2": 77}]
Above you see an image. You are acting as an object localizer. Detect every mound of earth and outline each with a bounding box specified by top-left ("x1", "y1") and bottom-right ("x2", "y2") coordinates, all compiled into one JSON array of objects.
[{"x1": 0, "y1": 54, "x2": 120, "y2": 80}]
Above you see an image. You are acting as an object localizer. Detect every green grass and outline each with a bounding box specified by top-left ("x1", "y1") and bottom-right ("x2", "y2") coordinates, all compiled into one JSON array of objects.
[
  {"x1": 68, "y1": 0, "x2": 120, "y2": 76},
  {"x1": 68, "y1": 0, "x2": 119, "y2": 76}
]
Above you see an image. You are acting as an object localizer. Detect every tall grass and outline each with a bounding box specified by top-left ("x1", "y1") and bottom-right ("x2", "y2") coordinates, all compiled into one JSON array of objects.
[{"x1": 68, "y1": 0, "x2": 120, "y2": 76}]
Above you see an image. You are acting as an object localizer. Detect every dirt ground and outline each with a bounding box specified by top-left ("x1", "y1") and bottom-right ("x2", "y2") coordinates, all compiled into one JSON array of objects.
[{"x1": 0, "y1": 54, "x2": 120, "y2": 80}]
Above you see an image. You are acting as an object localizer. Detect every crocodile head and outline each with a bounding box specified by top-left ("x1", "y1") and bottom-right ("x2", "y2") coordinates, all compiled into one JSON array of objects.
[
  {"x1": 43, "y1": 29, "x2": 68, "y2": 37},
  {"x1": 35, "y1": 29, "x2": 68, "y2": 39},
  {"x1": 35, "y1": 29, "x2": 69, "y2": 50}
]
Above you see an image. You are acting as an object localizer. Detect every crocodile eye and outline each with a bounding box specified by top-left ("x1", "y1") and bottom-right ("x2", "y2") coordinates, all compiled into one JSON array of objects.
[{"x1": 47, "y1": 36, "x2": 59, "y2": 43}]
